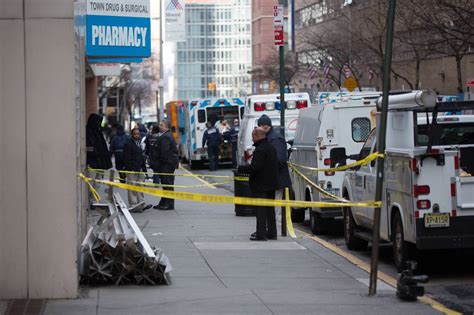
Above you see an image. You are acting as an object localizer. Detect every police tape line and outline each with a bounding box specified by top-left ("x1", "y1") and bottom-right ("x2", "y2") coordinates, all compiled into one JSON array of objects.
[
  {"x1": 88, "y1": 167, "x2": 231, "y2": 179},
  {"x1": 79, "y1": 173, "x2": 381, "y2": 209},
  {"x1": 288, "y1": 163, "x2": 348, "y2": 203},
  {"x1": 125, "y1": 178, "x2": 231, "y2": 189},
  {"x1": 288, "y1": 152, "x2": 384, "y2": 173}
]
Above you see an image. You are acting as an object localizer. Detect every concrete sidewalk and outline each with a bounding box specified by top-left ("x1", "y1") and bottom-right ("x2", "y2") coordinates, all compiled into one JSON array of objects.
[{"x1": 44, "y1": 170, "x2": 439, "y2": 314}]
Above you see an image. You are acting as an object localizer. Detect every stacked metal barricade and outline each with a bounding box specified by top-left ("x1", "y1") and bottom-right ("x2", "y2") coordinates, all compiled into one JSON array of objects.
[{"x1": 79, "y1": 192, "x2": 172, "y2": 285}]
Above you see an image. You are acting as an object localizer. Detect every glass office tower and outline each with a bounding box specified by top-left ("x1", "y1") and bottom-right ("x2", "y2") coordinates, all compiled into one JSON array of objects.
[{"x1": 176, "y1": 0, "x2": 251, "y2": 99}]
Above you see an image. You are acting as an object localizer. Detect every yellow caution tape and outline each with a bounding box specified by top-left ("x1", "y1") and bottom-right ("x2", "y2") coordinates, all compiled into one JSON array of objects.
[
  {"x1": 124, "y1": 178, "x2": 231, "y2": 189},
  {"x1": 288, "y1": 163, "x2": 347, "y2": 203},
  {"x1": 78, "y1": 173, "x2": 101, "y2": 202},
  {"x1": 285, "y1": 188, "x2": 297, "y2": 238},
  {"x1": 79, "y1": 173, "x2": 381, "y2": 209},
  {"x1": 234, "y1": 176, "x2": 249, "y2": 182},
  {"x1": 88, "y1": 167, "x2": 231, "y2": 179},
  {"x1": 288, "y1": 152, "x2": 384, "y2": 173}
]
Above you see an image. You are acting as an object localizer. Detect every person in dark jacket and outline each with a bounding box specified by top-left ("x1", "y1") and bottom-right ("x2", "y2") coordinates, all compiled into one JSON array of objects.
[
  {"x1": 109, "y1": 125, "x2": 129, "y2": 183},
  {"x1": 202, "y1": 121, "x2": 221, "y2": 171},
  {"x1": 151, "y1": 120, "x2": 179, "y2": 210},
  {"x1": 145, "y1": 124, "x2": 161, "y2": 185},
  {"x1": 123, "y1": 128, "x2": 152, "y2": 212},
  {"x1": 238, "y1": 128, "x2": 278, "y2": 241},
  {"x1": 257, "y1": 114, "x2": 292, "y2": 200},
  {"x1": 86, "y1": 113, "x2": 112, "y2": 170}
]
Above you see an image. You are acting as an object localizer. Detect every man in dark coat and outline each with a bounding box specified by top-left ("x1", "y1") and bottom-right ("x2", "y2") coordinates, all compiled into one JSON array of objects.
[
  {"x1": 123, "y1": 128, "x2": 152, "y2": 212},
  {"x1": 109, "y1": 125, "x2": 129, "y2": 183},
  {"x1": 151, "y1": 120, "x2": 179, "y2": 210},
  {"x1": 145, "y1": 124, "x2": 161, "y2": 185},
  {"x1": 257, "y1": 114, "x2": 292, "y2": 201},
  {"x1": 86, "y1": 113, "x2": 112, "y2": 170},
  {"x1": 202, "y1": 121, "x2": 221, "y2": 171},
  {"x1": 238, "y1": 128, "x2": 278, "y2": 241}
]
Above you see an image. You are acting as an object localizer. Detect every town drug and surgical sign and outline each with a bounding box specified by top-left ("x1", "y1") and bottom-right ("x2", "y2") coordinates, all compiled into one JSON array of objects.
[{"x1": 86, "y1": 0, "x2": 151, "y2": 58}]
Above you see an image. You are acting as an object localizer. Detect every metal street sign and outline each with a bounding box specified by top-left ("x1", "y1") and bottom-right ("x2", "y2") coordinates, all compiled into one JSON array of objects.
[
  {"x1": 343, "y1": 76, "x2": 358, "y2": 92},
  {"x1": 85, "y1": 0, "x2": 151, "y2": 58},
  {"x1": 273, "y1": 5, "x2": 284, "y2": 46}
]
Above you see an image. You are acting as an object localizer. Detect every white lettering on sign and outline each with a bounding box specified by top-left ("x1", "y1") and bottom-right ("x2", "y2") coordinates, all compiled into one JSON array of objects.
[
  {"x1": 91, "y1": 25, "x2": 148, "y2": 47},
  {"x1": 87, "y1": 0, "x2": 150, "y2": 18}
]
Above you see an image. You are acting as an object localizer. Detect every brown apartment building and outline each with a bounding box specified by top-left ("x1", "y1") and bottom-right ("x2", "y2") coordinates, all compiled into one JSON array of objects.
[
  {"x1": 251, "y1": 0, "x2": 281, "y2": 94},
  {"x1": 293, "y1": 0, "x2": 474, "y2": 97}
]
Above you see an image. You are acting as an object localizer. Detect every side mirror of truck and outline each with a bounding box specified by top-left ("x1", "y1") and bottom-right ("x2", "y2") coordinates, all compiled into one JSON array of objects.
[
  {"x1": 330, "y1": 147, "x2": 347, "y2": 165},
  {"x1": 348, "y1": 154, "x2": 360, "y2": 161}
]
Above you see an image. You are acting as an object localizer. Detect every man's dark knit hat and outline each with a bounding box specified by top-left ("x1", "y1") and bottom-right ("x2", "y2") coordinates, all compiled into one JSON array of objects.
[{"x1": 257, "y1": 114, "x2": 272, "y2": 127}]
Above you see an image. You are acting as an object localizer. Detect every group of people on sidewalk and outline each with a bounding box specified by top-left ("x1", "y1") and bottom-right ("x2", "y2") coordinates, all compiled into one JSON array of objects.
[
  {"x1": 86, "y1": 112, "x2": 290, "y2": 240},
  {"x1": 86, "y1": 114, "x2": 179, "y2": 212},
  {"x1": 238, "y1": 114, "x2": 292, "y2": 241}
]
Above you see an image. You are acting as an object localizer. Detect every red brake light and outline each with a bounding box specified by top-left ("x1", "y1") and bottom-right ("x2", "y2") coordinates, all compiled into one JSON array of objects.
[
  {"x1": 454, "y1": 155, "x2": 460, "y2": 170},
  {"x1": 451, "y1": 182, "x2": 456, "y2": 197},
  {"x1": 324, "y1": 158, "x2": 331, "y2": 166},
  {"x1": 254, "y1": 102, "x2": 265, "y2": 111},
  {"x1": 452, "y1": 209, "x2": 457, "y2": 217},
  {"x1": 417, "y1": 200, "x2": 431, "y2": 209},
  {"x1": 414, "y1": 211, "x2": 420, "y2": 219},
  {"x1": 414, "y1": 185, "x2": 430, "y2": 198},
  {"x1": 296, "y1": 100, "x2": 308, "y2": 109}
]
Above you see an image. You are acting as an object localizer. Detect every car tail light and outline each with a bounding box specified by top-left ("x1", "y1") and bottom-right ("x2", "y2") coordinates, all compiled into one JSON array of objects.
[
  {"x1": 417, "y1": 200, "x2": 431, "y2": 209},
  {"x1": 324, "y1": 158, "x2": 331, "y2": 166},
  {"x1": 296, "y1": 100, "x2": 308, "y2": 109},
  {"x1": 254, "y1": 102, "x2": 265, "y2": 111},
  {"x1": 414, "y1": 210, "x2": 420, "y2": 219},
  {"x1": 410, "y1": 158, "x2": 419, "y2": 174},
  {"x1": 413, "y1": 185, "x2": 430, "y2": 198},
  {"x1": 452, "y1": 209, "x2": 457, "y2": 217},
  {"x1": 324, "y1": 171, "x2": 335, "y2": 176},
  {"x1": 287, "y1": 101, "x2": 296, "y2": 109},
  {"x1": 454, "y1": 155, "x2": 460, "y2": 170},
  {"x1": 451, "y1": 182, "x2": 456, "y2": 197}
]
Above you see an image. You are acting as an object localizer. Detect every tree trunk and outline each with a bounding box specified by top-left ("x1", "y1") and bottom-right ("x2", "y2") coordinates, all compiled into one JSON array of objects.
[{"x1": 456, "y1": 55, "x2": 464, "y2": 94}]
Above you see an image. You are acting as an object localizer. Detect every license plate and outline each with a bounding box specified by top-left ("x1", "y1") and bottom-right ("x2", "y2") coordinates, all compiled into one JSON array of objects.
[{"x1": 424, "y1": 213, "x2": 450, "y2": 228}]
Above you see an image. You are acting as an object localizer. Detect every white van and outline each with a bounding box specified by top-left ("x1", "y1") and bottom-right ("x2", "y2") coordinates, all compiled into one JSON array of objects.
[
  {"x1": 237, "y1": 92, "x2": 311, "y2": 166},
  {"x1": 289, "y1": 94, "x2": 379, "y2": 232}
]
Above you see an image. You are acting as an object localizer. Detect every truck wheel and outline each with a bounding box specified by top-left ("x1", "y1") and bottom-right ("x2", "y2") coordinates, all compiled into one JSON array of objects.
[
  {"x1": 289, "y1": 190, "x2": 305, "y2": 223},
  {"x1": 291, "y1": 209, "x2": 305, "y2": 223},
  {"x1": 310, "y1": 210, "x2": 326, "y2": 235},
  {"x1": 392, "y1": 211, "x2": 415, "y2": 272},
  {"x1": 343, "y1": 206, "x2": 368, "y2": 251}
]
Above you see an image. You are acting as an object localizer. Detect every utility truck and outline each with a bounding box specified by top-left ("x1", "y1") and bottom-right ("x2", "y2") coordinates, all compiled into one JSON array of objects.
[
  {"x1": 289, "y1": 93, "x2": 380, "y2": 231},
  {"x1": 332, "y1": 91, "x2": 474, "y2": 270}
]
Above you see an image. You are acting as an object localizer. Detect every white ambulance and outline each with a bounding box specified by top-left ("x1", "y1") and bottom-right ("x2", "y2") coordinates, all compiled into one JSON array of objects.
[
  {"x1": 335, "y1": 91, "x2": 474, "y2": 270},
  {"x1": 289, "y1": 92, "x2": 380, "y2": 230},
  {"x1": 237, "y1": 92, "x2": 311, "y2": 166}
]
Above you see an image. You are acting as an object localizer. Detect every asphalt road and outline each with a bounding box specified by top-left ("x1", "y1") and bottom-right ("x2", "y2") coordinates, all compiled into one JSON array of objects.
[{"x1": 182, "y1": 164, "x2": 474, "y2": 314}]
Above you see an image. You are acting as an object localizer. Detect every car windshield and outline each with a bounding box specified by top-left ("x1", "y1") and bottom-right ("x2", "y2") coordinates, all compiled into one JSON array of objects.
[{"x1": 417, "y1": 123, "x2": 474, "y2": 146}]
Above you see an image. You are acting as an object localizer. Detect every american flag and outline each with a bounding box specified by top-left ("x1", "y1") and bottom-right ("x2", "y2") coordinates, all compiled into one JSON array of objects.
[
  {"x1": 308, "y1": 64, "x2": 318, "y2": 79},
  {"x1": 343, "y1": 63, "x2": 352, "y2": 78},
  {"x1": 323, "y1": 64, "x2": 331, "y2": 77}
]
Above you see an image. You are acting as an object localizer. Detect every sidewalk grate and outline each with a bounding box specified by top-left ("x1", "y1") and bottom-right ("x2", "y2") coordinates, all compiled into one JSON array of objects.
[{"x1": 5, "y1": 299, "x2": 45, "y2": 315}]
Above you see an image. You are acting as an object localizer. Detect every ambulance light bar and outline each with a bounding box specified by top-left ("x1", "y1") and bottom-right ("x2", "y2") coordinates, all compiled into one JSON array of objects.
[{"x1": 376, "y1": 90, "x2": 437, "y2": 111}]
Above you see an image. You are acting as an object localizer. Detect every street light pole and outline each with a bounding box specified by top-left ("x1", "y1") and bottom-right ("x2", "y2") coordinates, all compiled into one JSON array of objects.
[
  {"x1": 159, "y1": 0, "x2": 165, "y2": 122},
  {"x1": 369, "y1": 0, "x2": 396, "y2": 296}
]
